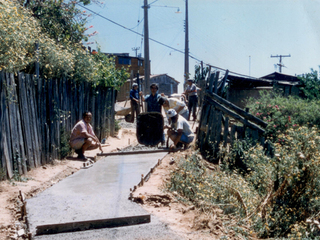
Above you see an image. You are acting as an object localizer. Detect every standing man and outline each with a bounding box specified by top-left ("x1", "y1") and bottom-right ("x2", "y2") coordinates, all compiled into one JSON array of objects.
[
  {"x1": 184, "y1": 79, "x2": 198, "y2": 121},
  {"x1": 140, "y1": 83, "x2": 164, "y2": 145},
  {"x1": 69, "y1": 112, "x2": 102, "y2": 160},
  {"x1": 164, "y1": 109, "x2": 194, "y2": 149},
  {"x1": 140, "y1": 83, "x2": 161, "y2": 113},
  {"x1": 129, "y1": 83, "x2": 140, "y2": 122}
]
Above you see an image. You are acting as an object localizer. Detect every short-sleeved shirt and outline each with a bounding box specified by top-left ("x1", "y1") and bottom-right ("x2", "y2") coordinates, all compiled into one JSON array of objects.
[
  {"x1": 130, "y1": 89, "x2": 139, "y2": 101},
  {"x1": 70, "y1": 120, "x2": 95, "y2": 142},
  {"x1": 163, "y1": 98, "x2": 188, "y2": 116},
  {"x1": 186, "y1": 84, "x2": 197, "y2": 97},
  {"x1": 171, "y1": 117, "x2": 194, "y2": 137},
  {"x1": 144, "y1": 93, "x2": 161, "y2": 113}
]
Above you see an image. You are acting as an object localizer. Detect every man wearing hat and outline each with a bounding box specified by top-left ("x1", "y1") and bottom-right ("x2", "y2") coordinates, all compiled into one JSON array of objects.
[
  {"x1": 165, "y1": 109, "x2": 194, "y2": 149},
  {"x1": 129, "y1": 83, "x2": 140, "y2": 122},
  {"x1": 184, "y1": 79, "x2": 198, "y2": 121}
]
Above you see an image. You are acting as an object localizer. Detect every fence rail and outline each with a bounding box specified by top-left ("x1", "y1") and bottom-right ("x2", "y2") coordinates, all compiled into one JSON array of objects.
[
  {"x1": 0, "y1": 72, "x2": 115, "y2": 179},
  {"x1": 196, "y1": 71, "x2": 269, "y2": 161}
]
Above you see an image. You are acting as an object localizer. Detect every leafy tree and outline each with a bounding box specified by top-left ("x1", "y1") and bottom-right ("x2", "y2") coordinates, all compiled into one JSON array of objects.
[
  {"x1": 298, "y1": 68, "x2": 320, "y2": 100},
  {"x1": 21, "y1": 0, "x2": 91, "y2": 45}
]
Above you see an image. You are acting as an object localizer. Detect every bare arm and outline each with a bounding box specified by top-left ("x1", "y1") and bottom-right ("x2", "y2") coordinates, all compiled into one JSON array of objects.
[
  {"x1": 139, "y1": 91, "x2": 145, "y2": 101},
  {"x1": 173, "y1": 129, "x2": 183, "y2": 146}
]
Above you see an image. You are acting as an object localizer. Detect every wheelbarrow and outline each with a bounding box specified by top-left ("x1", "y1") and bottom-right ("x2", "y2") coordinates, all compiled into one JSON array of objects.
[{"x1": 136, "y1": 112, "x2": 164, "y2": 146}]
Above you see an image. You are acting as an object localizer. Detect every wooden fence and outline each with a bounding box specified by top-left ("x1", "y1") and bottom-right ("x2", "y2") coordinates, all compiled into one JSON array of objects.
[
  {"x1": 197, "y1": 71, "x2": 269, "y2": 161},
  {"x1": 0, "y1": 72, "x2": 115, "y2": 179}
]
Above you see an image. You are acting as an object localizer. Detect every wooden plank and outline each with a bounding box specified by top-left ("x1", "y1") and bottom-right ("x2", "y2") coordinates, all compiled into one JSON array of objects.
[
  {"x1": 208, "y1": 73, "x2": 215, "y2": 93},
  {"x1": 0, "y1": 71, "x2": 8, "y2": 178},
  {"x1": 36, "y1": 215, "x2": 150, "y2": 236},
  {"x1": 3, "y1": 73, "x2": 13, "y2": 177},
  {"x1": 205, "y1": 98, "x2": 265, "y2": 133},
  {"x1": 230, "y1": 125, "x2": 237, "y2": 147},
  {"x1": 15, "y1": 77, "x2": 27, "y2": 175},
  {"x1": 214, "y1": 111, "x2": 223, "y2": 152},
  {"x1": 33, "y1": 75, "x2": 42, "y2": 166},
  {"x1": 8, "y1": 73, "x2": 22, "y2": 174},
  {"x1": 27, "y1": 74, "x2": 41, "y2": 167},
  {"x1": 204, "y1": 106, "x2": 215, "y2": 146},
  {"x1": 206, "y1": 92, "x2": 268, "y2": 128},
  {"x1": 18, "y1": 73, "x2": 34, "y2": 169},
  {"x1": 223, "y1": 117, "x2": 229, "y2": 147},
  {"x1": 219, "y1": 70, "x2": 229, "y2": 95},
  {"x1": 3, "y1": 132, "x2": 13, "y2": 179},
  {"x1": 213, "y1": 71, "x2": 220, "y2": 94}
]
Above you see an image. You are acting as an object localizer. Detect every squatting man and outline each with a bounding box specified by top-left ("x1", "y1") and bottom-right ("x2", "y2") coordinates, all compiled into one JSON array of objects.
[
  {"x1": 69, "y1": 112, "x2": 103, "y2": 160},
  {"x1": 164, "y1": 109, "x2": 194, "y2": 149}
]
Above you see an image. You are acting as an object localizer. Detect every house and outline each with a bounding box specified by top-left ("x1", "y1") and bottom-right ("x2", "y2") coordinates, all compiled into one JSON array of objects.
[
  {"x1": 117, "y1": 74, "x2": 179, "y2": 102},
  {"x1": 105, "y1": 53, "x2": 144, "y2": 78},
  {"x1": 226, "y1": 72, "x2": 300, "y2": 108}
]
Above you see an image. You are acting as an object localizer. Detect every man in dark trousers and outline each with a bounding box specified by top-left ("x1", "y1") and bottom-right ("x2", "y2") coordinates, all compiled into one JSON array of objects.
[
  {"x1": 129, "y1": 83, "x2": 140, "y2": 122},
  {"x1": 184, "y1": 79, "x2": 198, "y2": 121}
]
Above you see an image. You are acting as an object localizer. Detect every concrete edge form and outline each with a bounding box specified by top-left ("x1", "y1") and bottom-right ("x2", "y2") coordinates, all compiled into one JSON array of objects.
[
  {"x1": 36, "y1": 214, "x2": 151, "y2": 236},
  {"x1": 97, "y1": 149, "x2": 177, "y2": 157}
]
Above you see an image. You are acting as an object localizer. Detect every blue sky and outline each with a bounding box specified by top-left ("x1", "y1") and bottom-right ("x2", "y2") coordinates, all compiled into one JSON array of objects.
[{"x1": 82, "y1": 0, "x2": 320, "y2": 93}]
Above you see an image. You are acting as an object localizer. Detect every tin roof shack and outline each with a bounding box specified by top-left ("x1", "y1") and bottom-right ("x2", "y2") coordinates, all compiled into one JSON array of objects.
[
  {"x1": 227, "y1": 72, "x2": 300, "y2": 109},
  {"x1": 117, "y1": 74, "x2": 179, "y2": 102}
]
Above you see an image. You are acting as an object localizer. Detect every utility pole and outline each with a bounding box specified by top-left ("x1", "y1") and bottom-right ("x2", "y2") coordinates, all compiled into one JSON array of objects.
[
  {"x1": 271, "y1": 54, "x2": 291, "y2": 73},
  {"x1": 142, "y1": 0, "x2": 150, "y2": 91},
  {"x1": 132, "y1": 47, "x2": 140, "y2": 57},
  {"x1": 184, "y1": 0, "x2": 189, "y2": 90}
]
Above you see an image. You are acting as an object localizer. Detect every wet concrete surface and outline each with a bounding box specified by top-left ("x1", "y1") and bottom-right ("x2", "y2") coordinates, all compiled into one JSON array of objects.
[
  {"x1": 26, "y1": 152, "x2": 170, "y2": 237},
  {"x1": 33, "y1": 216, "x2": 183, "y2": 240}
]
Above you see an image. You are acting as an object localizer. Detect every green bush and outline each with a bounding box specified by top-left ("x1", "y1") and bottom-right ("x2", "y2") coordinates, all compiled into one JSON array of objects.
[
  {"x1": 298, "y1": 68, "x2": 320, "y2": 100},
  {"x1": 246, "y1": 92, "x2": 320, "y2": 141},
  {"x1": 169, "y1": 126, "x2": 320, "y2": 238}
]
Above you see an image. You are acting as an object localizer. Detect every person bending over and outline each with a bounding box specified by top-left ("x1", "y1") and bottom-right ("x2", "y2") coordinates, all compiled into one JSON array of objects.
[
  {"x1": 69, "y1": 112, "x2": 102, "y2": 160},
  {"x1": 158, "y1": 96, "x2": 189, "y2": 121}
]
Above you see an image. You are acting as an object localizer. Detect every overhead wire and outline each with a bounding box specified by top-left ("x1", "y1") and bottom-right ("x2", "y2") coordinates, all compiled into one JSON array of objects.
[{"x1": 76, "y1": 3, "x2": 256, "y2": 79}]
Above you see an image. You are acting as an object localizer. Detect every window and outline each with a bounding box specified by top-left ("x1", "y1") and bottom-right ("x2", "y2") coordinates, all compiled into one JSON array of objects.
[
  {"x1": 138, "y1": 60, "x2": 143, "y2": 66},
  {"x1": 118, "y1": 57, "x2": 131, "y2": 65}
]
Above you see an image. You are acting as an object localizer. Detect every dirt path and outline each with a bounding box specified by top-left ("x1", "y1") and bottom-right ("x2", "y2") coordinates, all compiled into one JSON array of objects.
[{"x1": 131, "y1": 149, "x2": 222, "y2": 240}]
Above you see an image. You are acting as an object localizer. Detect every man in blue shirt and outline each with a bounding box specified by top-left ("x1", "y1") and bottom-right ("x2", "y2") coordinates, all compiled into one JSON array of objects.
[
  {"x1": 140, "y1": 83, "x2": 165, "y2": 144},
  {"x1": 141, "y1": 83, "x2": 161, "y2": 113},
  {"x1": 129, "y1": 83, "x2": 140, "y2": 122}
]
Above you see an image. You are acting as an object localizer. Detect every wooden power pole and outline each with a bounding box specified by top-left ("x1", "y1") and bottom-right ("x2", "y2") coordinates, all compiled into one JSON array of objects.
[
  {"x1": 143, "y1": 0, "x2": 150, "y2": 91},
  {"x1": 184, "y1": 0, "x2": 189, "y2": 90},
  {"x1": 271, "y1": 54, "x2": 291, "y2": 73}
]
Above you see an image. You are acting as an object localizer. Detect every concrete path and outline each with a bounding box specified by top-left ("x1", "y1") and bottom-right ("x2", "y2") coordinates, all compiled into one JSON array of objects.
[{"x1": 26, "y1": 152, "x2": 174, "y2": 238}]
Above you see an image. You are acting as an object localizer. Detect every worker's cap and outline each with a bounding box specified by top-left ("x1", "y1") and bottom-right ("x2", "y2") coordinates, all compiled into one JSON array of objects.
[
  {"x1": 187, "y1": 79, "x2": 194, "y2": 82},
  {"x1": 167, "y1": 109, "x2": 177, "y2": 118},
  {"x1": 132, "y1": 83, "x2": 138, "y2": 87}
]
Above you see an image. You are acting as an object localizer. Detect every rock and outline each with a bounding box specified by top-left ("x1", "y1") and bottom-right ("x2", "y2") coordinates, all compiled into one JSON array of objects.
[{"x1": 42, "y1": 166, "x2": 47, "y2": 169}]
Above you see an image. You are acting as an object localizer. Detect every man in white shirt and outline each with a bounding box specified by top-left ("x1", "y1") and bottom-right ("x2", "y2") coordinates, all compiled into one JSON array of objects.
[
  {"x1": 184, "y1": 79, "x2": 198, "y2": 121},
  {"x1": 158, "y1": 96, "x2": 189, "y2": 120},
  {"x1": 164, "y1": 109, "x2": 194, "y2": 149}
]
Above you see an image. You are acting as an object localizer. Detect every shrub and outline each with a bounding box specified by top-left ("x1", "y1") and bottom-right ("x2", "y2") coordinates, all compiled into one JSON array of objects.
[
  {"x1": 246, "y1": 92, "x2": 320, "y2": 141},
  {"x1": 169, "y1": 126, "x2": 320, "y2": 238}
]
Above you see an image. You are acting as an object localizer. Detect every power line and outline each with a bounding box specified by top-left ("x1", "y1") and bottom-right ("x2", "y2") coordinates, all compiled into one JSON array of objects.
[{"x1": 76, "y1": 3, "x2": 256, "y2": 79}]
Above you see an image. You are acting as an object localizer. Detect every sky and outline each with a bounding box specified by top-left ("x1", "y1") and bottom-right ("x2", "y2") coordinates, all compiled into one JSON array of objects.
[{"x1": 81, "y1": 0, "x2": 320, "y2": 93}]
